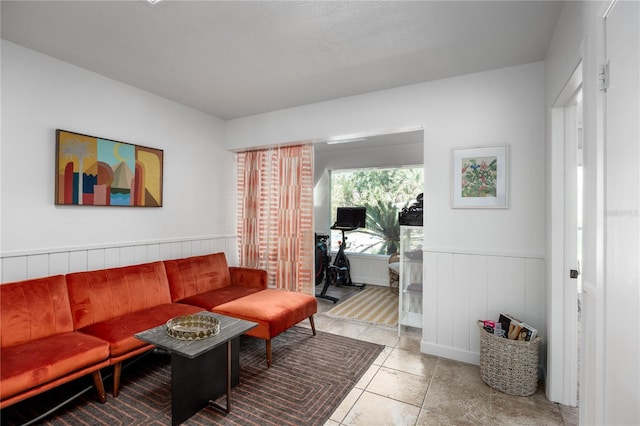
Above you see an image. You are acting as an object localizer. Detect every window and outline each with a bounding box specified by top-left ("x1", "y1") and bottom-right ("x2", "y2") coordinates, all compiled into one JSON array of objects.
[{"x1": 330, "y1": 166, "x2": 423, "y2": 255}]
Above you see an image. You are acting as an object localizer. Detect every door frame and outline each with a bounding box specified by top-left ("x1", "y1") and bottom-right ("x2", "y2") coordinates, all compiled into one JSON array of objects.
[{"x1": 548, "y1": 60, "x2": 583, "y2": 406}]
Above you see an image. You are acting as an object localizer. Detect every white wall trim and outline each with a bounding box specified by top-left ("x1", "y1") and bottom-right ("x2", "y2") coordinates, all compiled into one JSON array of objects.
[
  {"x1": 1, "y1": 234, "x2": 238, "y2": 283},
  {"x1": 423, "y1": 247, "x2": 543, "y2": 259},
  {"x1": 0, "y1": 234, "x2": 237, "y2": 258},
  {"x1": 421, "y1": 341, "x2": 480, "y2": 365}
]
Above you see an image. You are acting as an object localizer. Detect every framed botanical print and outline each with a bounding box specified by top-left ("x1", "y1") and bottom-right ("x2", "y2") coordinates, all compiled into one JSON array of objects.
[{"x1": 452, "y1": 145, "x2": 508, "y2": 208}]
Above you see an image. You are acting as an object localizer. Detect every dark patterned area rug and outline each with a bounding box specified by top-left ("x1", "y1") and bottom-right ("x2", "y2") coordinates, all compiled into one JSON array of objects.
[{"x1": 1, "y1": 327, "x2": 383, "y2": 426}]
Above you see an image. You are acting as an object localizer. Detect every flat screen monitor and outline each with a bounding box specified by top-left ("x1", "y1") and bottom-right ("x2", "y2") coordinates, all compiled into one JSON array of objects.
[{"x1": 335, "y1": 207, "x2": 366, "y2": 229}]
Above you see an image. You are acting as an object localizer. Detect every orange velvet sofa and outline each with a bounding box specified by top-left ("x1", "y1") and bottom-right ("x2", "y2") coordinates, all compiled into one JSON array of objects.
[
  {"x1": 0, "y1": 252, "x2": 315, "y2": 409},
  {"x1": 65, "y1": 260, "x2": 205, "y2": 397},
  {"x1": 0, "y1": 275, "x2": 110, "y2": 409}
]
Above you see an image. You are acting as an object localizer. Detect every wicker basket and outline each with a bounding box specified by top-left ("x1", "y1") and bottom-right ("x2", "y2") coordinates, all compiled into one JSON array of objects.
[
  {"x1": 477, "y1": 321, "x2": 542, "y2": 396},
  {"x1": 388, "y1": 253, "x2": 400, "y2": 295}
]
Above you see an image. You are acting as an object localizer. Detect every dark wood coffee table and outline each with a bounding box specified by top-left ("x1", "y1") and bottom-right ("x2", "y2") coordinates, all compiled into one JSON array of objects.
[{"x1": 135, "y1": 311, "x2": 256, "y2": 425}]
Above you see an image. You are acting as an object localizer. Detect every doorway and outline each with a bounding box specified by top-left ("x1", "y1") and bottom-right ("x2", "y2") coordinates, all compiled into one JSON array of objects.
[
  {"x1": 549, "y1": 62, "x2": 583, "y2": 407},
  {"x1": 561, "y1": 87, "x2": 583, "y2": 408},
  {"x1": 312, "y1": 128, "x2": 424, "y2": 290}
]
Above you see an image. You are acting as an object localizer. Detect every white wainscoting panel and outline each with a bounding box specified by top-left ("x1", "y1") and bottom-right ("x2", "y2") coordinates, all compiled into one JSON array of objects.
[
  {"x1": 1, "y1": 235, "x2": 237, "y2": 283},
  {"x1": 422, "y1": 249, "x2": 545, "y2": 365},
  {"x1": 341, "y1": 253, "x2": 391, "y2": 287},
  {"x1": 27, "y1": 254, "x2": 49, "y2": 280}
]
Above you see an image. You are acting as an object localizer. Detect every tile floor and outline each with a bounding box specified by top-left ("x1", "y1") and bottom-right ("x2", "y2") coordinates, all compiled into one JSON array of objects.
[{"x1": 303, "y1": 285, "x2": 579, "y2": 426}]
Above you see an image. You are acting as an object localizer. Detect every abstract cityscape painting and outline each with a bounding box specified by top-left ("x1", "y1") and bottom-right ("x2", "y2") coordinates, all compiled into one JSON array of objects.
[{"x1": 55, "y1": 130, "x2": 163, "y2": 207}]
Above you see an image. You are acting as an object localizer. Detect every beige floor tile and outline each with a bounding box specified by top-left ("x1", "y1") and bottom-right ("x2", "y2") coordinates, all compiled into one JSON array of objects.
[
  {"x1": 324, "y1": 318, "x2": 369, "y2": 339},
  {"x1": 492, "y1": 384, "x2": 564, "y2": 425},
  {"x1": 422, "y1": 379, "x2": 493, "y2": 425},
  {"x1": 558, "y1": 403, "x2": 579, "y2": 426},
  {"x1": 366, "y1": 366, "x2": 429, "y2": 406},
  {"x1": 357, "y1": 325, "x2": 399, "y2": 347},
  {"x1": 373, "y1": 346, "x2": 394, "y2": 366},
  {"x1": 431, "y1": 358, "x2": 489, "y2": 395},
  {"x1": 355, "y1": 363, "x2": 380, "y2": 389},
  {"x1": 400, "y1": 325, "x2": 422, "y2": 337},
  {"x1": 315, "y1": 285, "x2": 572, "y2": 426},
  {"x1": 329, "y1": 387, "x2": 363, "y2": 423},
  {"x1": 397, "y1": 330, "x2": 422, "y2": 352},
  {"x1": 342, "y1": 390, "x2": 421, "y2": 425},
  {"x1": 416, "y1": 408, "x2": 489, "y2": 426},
  {"x1": 491, "y1": 384, "x2": 561, "y2": 415},
  {"x1": 383, "y1": 347, "x2": 438, "y2": 378},
  {"x1": 491, "y1": 396, "x2": 564, "y2": 425}
]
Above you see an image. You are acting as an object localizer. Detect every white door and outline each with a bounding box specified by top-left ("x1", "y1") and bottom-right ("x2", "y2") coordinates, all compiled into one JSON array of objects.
[
  {"x1": 549, "y1": 63, "x2": 582, "y2": 407},
  {"x1": 563, "y1": 91, "x2": 582, "y2": 408},
  {"x1": 597, "y1": 1, "x2": 640, "y2": 424}
]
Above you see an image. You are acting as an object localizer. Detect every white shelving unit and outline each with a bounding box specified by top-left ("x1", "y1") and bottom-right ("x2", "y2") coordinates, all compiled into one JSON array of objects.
[{"x1": 398, "y1": 225, "x2": 423, "y2": 334}]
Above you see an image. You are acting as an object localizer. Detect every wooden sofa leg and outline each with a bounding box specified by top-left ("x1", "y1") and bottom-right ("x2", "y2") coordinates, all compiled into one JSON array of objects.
[
  {"x1": 113, "y1": 362, "x2": 122, "y2": 397},
  {"x1": 266, "y1": 339, "x2": 272, "y2": 367},
  {"x1": 309, "y1": 315, "x2": 317, "y2": 336},
  {"x1": 92, "y1": 370, "x2": 107, "y2": 403}
]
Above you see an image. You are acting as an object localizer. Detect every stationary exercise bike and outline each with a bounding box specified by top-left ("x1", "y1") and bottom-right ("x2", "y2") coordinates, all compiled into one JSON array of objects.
[
  {"x1": 326, "y1": 225, "x2": 356, "y2": 286},
  {"x1": 315, "y1": 207, "x2": 367, "y2": 303},
  {"x1": 315, "y1": 233, "x2": 339, "y2": 303}
]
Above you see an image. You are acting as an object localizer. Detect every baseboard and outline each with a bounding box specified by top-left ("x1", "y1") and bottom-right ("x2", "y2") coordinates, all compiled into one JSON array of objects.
[{"x1": 420, "y1": 341, "x2": 480, "y2": 365}]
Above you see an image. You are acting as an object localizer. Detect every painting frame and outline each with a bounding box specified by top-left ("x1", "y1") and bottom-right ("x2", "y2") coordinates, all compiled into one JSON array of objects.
[
  {"x1": 55, "y1": 129, "x2": 164, "y2": 207},
  {"x1": 452, "y1": 145, "x2": 508, "y2": 209}
]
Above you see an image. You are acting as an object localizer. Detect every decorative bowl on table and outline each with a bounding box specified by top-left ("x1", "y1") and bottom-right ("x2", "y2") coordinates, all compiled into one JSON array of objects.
[{"x1": 166, "y1": 314, "x2": 220, "y2": 340}]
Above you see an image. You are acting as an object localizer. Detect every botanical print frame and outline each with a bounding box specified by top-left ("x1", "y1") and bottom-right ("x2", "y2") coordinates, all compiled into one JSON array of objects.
[
  {"x1": 452, "y1": 145, "x2": 508, "y2": 208},
  {"x1": 55, "y1": 129, "x2": 163, "y2": 207}
]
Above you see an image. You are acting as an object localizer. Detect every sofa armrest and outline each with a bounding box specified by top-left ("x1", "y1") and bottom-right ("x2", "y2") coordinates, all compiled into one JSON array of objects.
[{"x1": 229, "y1": 267, "x2": 267, "y2": 290}]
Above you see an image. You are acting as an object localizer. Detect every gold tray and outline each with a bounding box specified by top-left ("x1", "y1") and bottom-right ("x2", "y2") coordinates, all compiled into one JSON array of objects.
[{"x1": 166, "y1": 314, "x2": 220, "y2": 340}]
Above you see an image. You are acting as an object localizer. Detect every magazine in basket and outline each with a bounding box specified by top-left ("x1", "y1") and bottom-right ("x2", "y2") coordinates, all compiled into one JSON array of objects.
[{"x1": 498, "y1": 313, "x2": 538, "y2": 341}]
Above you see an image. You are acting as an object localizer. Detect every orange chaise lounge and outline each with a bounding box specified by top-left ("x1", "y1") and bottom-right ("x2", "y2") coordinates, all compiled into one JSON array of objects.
[
  {"x1": 165, "y1": 252, "x2": 318, "y2": 366},
  {"x1": 212, "y1": 289, "x2": 317, "y2": 366}
]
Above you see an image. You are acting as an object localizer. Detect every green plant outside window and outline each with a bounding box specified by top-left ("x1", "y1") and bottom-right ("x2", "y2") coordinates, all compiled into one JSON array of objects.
[{"x1": 330, "y1": 166, "x2": 423, "y2": 255}]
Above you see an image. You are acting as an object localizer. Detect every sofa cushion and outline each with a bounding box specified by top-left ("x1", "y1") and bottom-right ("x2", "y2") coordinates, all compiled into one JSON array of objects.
[
  {"x1": 179, "y1": 286, "x2": 262, "y2": 310},
  {"x1": 165, "y1": 253, "x2": 233, "y2": 302},
  {"x1": 0, "y1": 331, "x2": 109, "y2": 400},
  {"x1": 66, "y1": 261, "x2": 173, "y2": 329},
  {"x1": 212, "y1": 289, "x2": 317, "y2": 340},
  {"x1": 0, "y1": 275, "x2": 74, "y2": 348},
  {"x1": 78, "y1": 303, "x2": 202, "y2": 357},
  {"x1": 229, "y1": 267, "x2": 268, "y2": 291}
]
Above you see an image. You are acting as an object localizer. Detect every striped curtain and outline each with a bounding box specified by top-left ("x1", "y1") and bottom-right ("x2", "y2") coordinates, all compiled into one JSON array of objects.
[{"x1": 236, "y1": 145, "x2": 314, "y2": 294}]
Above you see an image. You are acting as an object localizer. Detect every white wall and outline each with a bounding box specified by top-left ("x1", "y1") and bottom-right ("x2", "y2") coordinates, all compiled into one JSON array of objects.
[
  {"x1": 0, "y1": 41, "x2": 237, "y2": 281},
  {"x1": 227, "y1": 62, "x2": 546, "y2": 364},
  {"x1": 227, "y1": 62, "x2": 545, "y2": 255}
]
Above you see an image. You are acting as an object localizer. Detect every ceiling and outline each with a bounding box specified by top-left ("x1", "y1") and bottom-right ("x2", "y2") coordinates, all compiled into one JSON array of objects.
[
  {"x1": 313, "y1": 128, "x2": 424, "y2": 152},
  {"x1": 1, "y1": 1, "x2": 563, "y2": 121}
]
